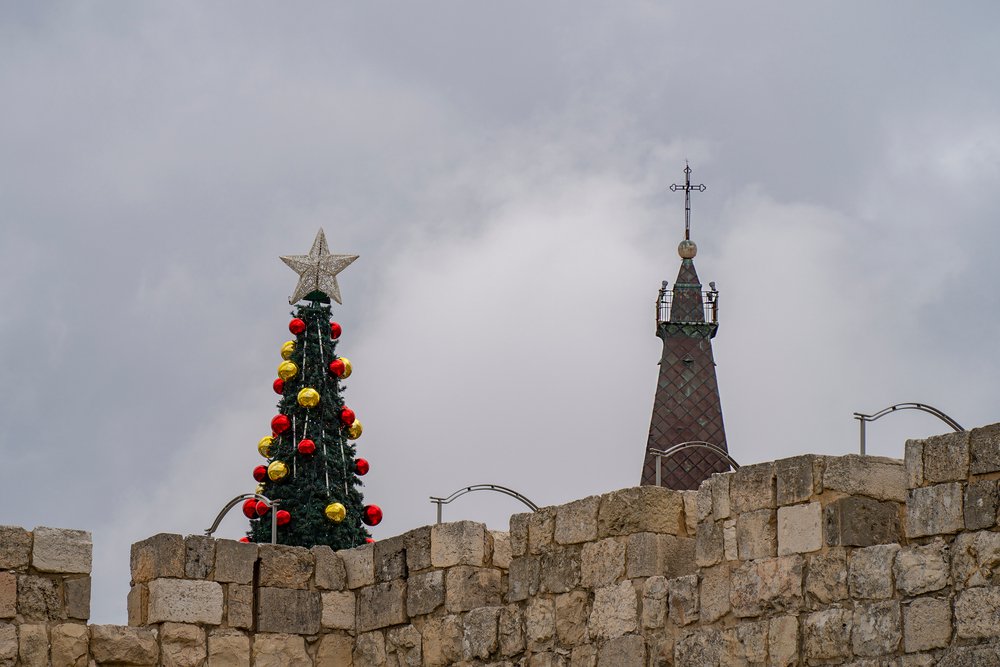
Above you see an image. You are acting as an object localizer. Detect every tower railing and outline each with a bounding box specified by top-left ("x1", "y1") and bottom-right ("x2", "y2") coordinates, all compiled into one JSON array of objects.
[{"x1": 656, "y1": 284, "x2": 719, "y2": 324}]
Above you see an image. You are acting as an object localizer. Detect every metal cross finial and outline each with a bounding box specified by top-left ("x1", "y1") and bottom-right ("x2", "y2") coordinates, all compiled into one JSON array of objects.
[{"x1": 669, "y1": 162, "x2": 706, "y2": 241}]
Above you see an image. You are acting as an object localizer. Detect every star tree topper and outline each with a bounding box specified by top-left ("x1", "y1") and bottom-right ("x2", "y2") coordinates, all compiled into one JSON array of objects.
[{"x1": 280, "y1": 228, "x2": 359, "y2": 304}]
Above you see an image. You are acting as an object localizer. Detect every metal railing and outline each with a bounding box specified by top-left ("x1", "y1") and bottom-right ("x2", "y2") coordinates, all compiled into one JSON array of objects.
[
  {"x1": 429, "y1": 484, "x2": 539, "y2": 524},
  {"x1": 205, "y1": 493, "x2": 280, "y2": 544},
  {"x1": 648, "y1": 441, "x2": 739, "y2": 486},
  {"x1": 852, "y1": 403, "x2": 964, "y2": 455},
  {"x1": 656, "y1": 283, "x2": 718, "y2": 324}
]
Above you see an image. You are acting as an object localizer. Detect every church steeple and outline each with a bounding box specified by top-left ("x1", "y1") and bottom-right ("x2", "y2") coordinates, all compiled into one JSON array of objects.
[{"x1": 641, "y1": 165, "x2": 730, "y2": 489}]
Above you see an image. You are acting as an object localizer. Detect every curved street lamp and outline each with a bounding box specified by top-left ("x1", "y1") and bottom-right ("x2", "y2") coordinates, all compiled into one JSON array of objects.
[
  {"x1": 205, "y1": 493, "x2": 280, "y2": 544},
  {"x1": 647, "y1": 441, "x2": 740, "y2": 487},
  {"x1": 429, "y1": 484, "x2": 539, "y2": 524},
  {"x1": 853, "y1": 403, "x2": 964, "y2": 455}
]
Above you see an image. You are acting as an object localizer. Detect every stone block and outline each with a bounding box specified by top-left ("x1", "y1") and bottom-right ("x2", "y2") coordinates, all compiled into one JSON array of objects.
[
  {"x1": 225, "y1": 583, "x2": 252, "y2": 629},
  {"x1": 352, "y1": 631, "x2": 387, "y2": 667},
  {"x1": 681, "y1": 490, "x2": 699, "y2": 535},
  {"x1": 509, "y1": 512, "x2": 529, "y2": 558},
  {"x1": 729, "y1": 462, "x2": 776, "y2": 512},
  {"x1": 406, "y1": 569, "x2": 444, "y2": 616},
  {"x1": 357, "y1": 579, "x2": 407, "y2": 632},
  {"x1": 597, "y1": 486, "x2": 685, "y2": 537},
  {"x1": 805, "y1": 547, "x2": 848, "y2": 604},
  {"x1": 491, "y1": 530, "x2": 512, "y2": 569},
  {"x1": 776, "y1": 455, "x2": 819, "y2": 505},
  {"x1": 256, "y1": 587, "x2": 321, "y2": 634},
  {"x1": 723, "y1": 518, "x2": 738, "y2": 561},
  {"x1": 160, "y1": 622, "x2": 206, "y2": 667},
  {"x1": 725, "y1": 619, "x2": 768, "y2": 665},
  {"x1": 598, "y1": 635, "x2": 644, "y2": 666},
  {"x1": 626, "y1": 532, "x2": 671, "y2": 578},
  {"x1": 825, "y1": 495, "x2": 901, "y2": 546},
  {"x1": 696, "y1": 482, "x2": 714, "y2": 521},
  {"x1": 315, "y1": 632, "x2": 352, "y2": 667},
  {"x1": 527, "y1": 508, "x2": 555, "y2": 554},
  {"x1": 463, "y1": 606, "x2": 500, "y2": 660},
  {"x1": 709, "y1": 473, "x2": 732, "y2": 520},
  {"x1": 905, "y1": 439, "x2": 924, "y2": 488},
  {"x1": 803, "y1": 608, "x2": 853, "y2": 663},
  {"x1": 695, "y1": 519, "x2": 723, "y2": 567},
  {"x1": 951, "y1": 530, "x2": 1000, "y2": 588},
  {"x1": 667, "y1": 574, "x2": 699, "y2": 626},
  {"x1": 127, "y1": 583, "x2": 147, "y2": 626},
  {"x1": 90, "y1": 624, "x2": 159, "y2": 665},
  {"x1": 50, "y1": 623, "x2": 88, "y2": 667},
  {"x1": 824, "y1": 455, "x2": 907, "y2": 501},
  {"x1": 183, "y1": 535, "x2": 214, "y2": 580},
  {"x1": 736, "y1": 508, "x2": 776, "y2": 561},
  {"x1": 312, "y1": 545, "x2": 347, "y2": 590},
  {"x1": 852, "y1": 600, "x2": 901, "y2": 657},
  {"x1": 17, "y1": 624, "x2": 46, "y2": 667},
  {"x1": 0, "y1": 623, "x2": 14, "y2": 666},
  {"x1": 849, "y1": 544, "x2": 899, "y2": 599},
  {"x1": 431, "y1": 520, "x2": 488, "y2": 567},
  {"x1": 731, "y1": 556, "x2": 803, "y2": 618},
  {"x1": 541, "y1": 545, "x2": 582, "y2": 593},
  {"x1": 955, "y1": 586, "x2": 1000, "y2": 639},
  {"x1": 445, "y1": 566, "x2": 502, "y2": 613},
  {"x1": 507, "y1": 555, "x2": 540, "y2": 602},
  {"x1": 922, "y1": 431, "x2": 971, "y2": 483},
  {"x1": 588, "y1": 580, "x2": 637, "y2": 640},
  {"x1": 903, "y1": 597, "x2": 951, "y2": 652},
  {"x1": 0, "y1": 574, "x2": 13, "y2": 619},
  {"x1": 894, "y1": 539, "x2": 948, "y2": 595},
  {"x1": 371, "y1": 537, "x2": 407, "y2": 586},
  {"x1": 402, "y1": 525, "x2": 432, "y2": 572},
  {"x1": 555, "y1": 495, "x2": 600, "y2": 545},
  {"x1": 65, "y1": 576, "x2": 90, "y2": 620},
  {"x1": 213, "y1": 539, "x2": 257, "y2": 584},
  {"x1": 525, "y1": 596, "x2": 555, "y2": 648},
  {"x1": 499, "y1": 604, "x2": 525, "y2": 657},
  {"x1": 641, "y1": 575, "x2": 668, "y2": 629},
  {"x1": 386, "y1": 623, "x2": 422, "y2": 665},
  {"x1": 16, "y1": 574, "x2": 61, "y2": 621},
  {"x1": 421, "y1": 614, "x2": 463, "y2": 666},
  {"x1": 699, "y1": 563, "x2": 730, "y2": 623},
  {"x1": 147, "y1": 578, "x2": 224, "y2": 625},
  {"x1": 553, "y1": 590, "x2": 589, "y2": 644},
  {"x1": 580, "y1": 538, "x2": 625, "y2": 588},
  {"x1": 969, "y1": 422, "x2": 1000, "y2": 474},
  {"x1": 675, "y1": 628, "x2": 722, "y2": 666},
  {"x1": 30, "y1": 527, "x2": 91, "y2": 575},
  {"x1": 340, "y1": 543, "x2": 375, "y2": 589},
  {"x1": 258, "y1": 543, "x2": 313, "y2": 589},
  {"x1": 0, "y1": 527, "x2": 30, "y2": 570},
  {"x1": 130, "y1": 533, "x2": 185, "y2": 583},
  {"x1": 572, "y1": 643, "x2": 598, "y2": 667},
  {"x1": 252, "y1": 633, "x2": 310, "y2": 667},
  {"x1": 207, "y1": 628, "x2": 250, "y2": 667},
  {"x1": 777, "y1": 501, "x2": 822, "y2": 556},
  {"x1": 907, "y1": 482, "x2": 964, "y2": 537},
  {"x1": 769, "y1": 615, "x2": 798, "y2": 667},
  {"x1": 321, "y1": 590, "x2": 355, "y2": 630},
  {"x1": 937, "y1": 645, "x2": 1000, "y2": 666},
  {"x1": 964, "y1": 479, "x2": 998, "y2": 530}
]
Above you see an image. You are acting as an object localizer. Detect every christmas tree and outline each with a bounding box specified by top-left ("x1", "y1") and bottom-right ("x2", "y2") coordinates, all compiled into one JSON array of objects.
[{"x1": 243, "y1": 229, "x2": 381, "y2": 549}]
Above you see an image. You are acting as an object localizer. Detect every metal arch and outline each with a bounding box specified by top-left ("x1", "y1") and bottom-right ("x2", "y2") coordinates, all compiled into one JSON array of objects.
[
  {"x1": 647, "y1": 441, "x2": 740, "y2": 487},
  {"x1": 853, "y1": 403, "x2": 965, "y2": 455},
  {"x1": 205, "y1": 493, "x2": 280, "y2": 544},
  {"x1": 429, "y1": 484, "x2": 539, "y2": 524}
]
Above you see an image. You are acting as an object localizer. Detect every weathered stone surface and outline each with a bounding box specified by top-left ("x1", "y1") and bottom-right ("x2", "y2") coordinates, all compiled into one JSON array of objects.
[
  {"x1": 598, "y1": 635, "x2": 644, "y2": 666},
  {"x1": 463, "y1": 606, "x2": 501, "y2": 660},
  {"x1": 675, "y1": 628, "x2": 722, "y2": 666},
  {"x1": 907, "y1": 482, "x2": 964, "y2": 537},
  {"x1": 509, "y1": 513, "x2": 529, "y2": 558},
  {"x1": 50, "y1": 622, "x2": 88, "y2": 667},
  {"x1": 736, "y1": 508, "x2": 777, "y2": 561},
  {"x1": 572, "y1": 643, "x2": 598, "y2": 667},
  {"x1": 258, "y1": 543, "x2": 313, "y2": 589},
  {"x1": 922, "y1": 431, "x2": 971, "y2": 483},
  {"x1": 731, "y1": 556, "x2": 803, "y2": 618},
  {"x1": 184, "y1": 535, "x2": 214, "y2": 579},
  {"x1": 642, "y1": 575, "x2": 669, "y2": 629},
  {"x1": 0, "y1": 574, "x2": 13, "y2": 619},
  {"x1": 852, "y1": 600, "x2": 901, "y2": 657},
  {"x1": 446, "y1": 566, "x2": 502, "y2": 613},
  {"x1": 213, "y1": 539, "x2": 256, "y2": 584},
  {"x1": 952, "y1": 530, "x2": 1000, "y2": 588},
  {"x1": 825, "y1": 495, "x2": 901, "y2": 547},
  {"x1": 160, "y1": 622, "x2": 206, "y2": 667},
  {"x1": 938, "y1": 644, "x2": 1000, "y2": 667},
  {"x1": 849, "y1": 544, "x2": 899, "y2": 600},
  {"x1": 894, "y1": 540, "x2": 948, "y2": 595},
  {"x1": 803, "y1": 608, "x2": 853, "y2": 663},
  {"x1": 431, "y1": 520, "x2": 488, "y2": 567},
  {"x1": 252, "y1": 632, "x2": 310, "y2": 667},
  {"x1": 724, "y1": 620, "x2": 768, "y2": 665},
  {"x1": 769, "y1": 615, "x2": 799, "y2": 667},
  {"x1": 0, "y1": 623, "x2": 14, "y2": 667},
  {"x1": 17, "y1": 624, "x2": 46, "y2": 667},
  {"x1": 964, "y1": 479, "x2": 998, "y2": 530},
  {"x1": 421, "y1": 614, "x2": 463, "y2": 666},
  {"x1": 588, "y1": 580, "x2": 637, "y2": 640},
  {"x1": 555, "y1": 496, "x2": 600, "y2": 545},
  {"x1": 313, "y1": 545, "x2": 347, "y2": 590},
  {"x1": 824, "y1": 455, "x2": 907, "y2": 502},
  {"x1": 553, "y1": 590, "x2": 588, "y2": 644},
  {"x1": 352, "y1": 630, "x2": 386, "y2": 667},
  {"x1": 402, "y1": 526, "x2": 432, "y2": 572},
  {"x1": 64, "y1": 576, "x2": 90, "y2": 620},
  {"x1": 131, "y1": 533, "x2": 185, "y2": 583},
  {"x1": 373, "y1": 535, "x2": 407, "y2": 584},
  {"x1": 207, "y1": 628, "x2": 250, "y2": 667},
  {"x1": 955, "y1": 586, "x2": 1000, "y2": 638},
  {"x1": 709, "y1": 472, "x2": 732, "y2": 520},
  {"x1": 491, "y1": 530, "x2": 512, "y2": 569},
  {"x1": 730, "y1": 462, "x2": 776, "y2": 513},
  {"x1": 0, "y1": 527, "x2": 30, "y2": 570},
  {"x1": 580, "y1": 538, "x2": 624, "y2": 589},
  {"x1": 527, "y1": 508, "x2": 555, "y2": 554},
  {"x1": 256, "y1": 588, "x2": 321, "y2": 634},
  {"x1": 508, "y1": 556, "x2": 540, "y2": 602},
  {"x1": 682, "y1": 490, "x2": 699, "y2": 536},
  {"x1": 357, "y1": 579, "x2": 407, "y2": 632},
  {"x1": 499, "y1": 604, "x2": 525, "y2": 656},
  {"x1": 386, "y1": 624, "x2": 422, "y2": 666},
  {"x1": 90, "y1": 624, "x2": 159, "y2": 665},
  {"x1": 723, "y1": 518, "x2": 738, "y2": 562},
  {"x1": 626, "y1": 532, "x2": 692, "y2": 578},
  {"x1": 225, "y1": 583, "x2": 252, "y2": 629},
  {"x1": 969, "y1": 422, "x2": 1000, "y2": 474},
  {"x1": 315, "y1": 632, "x2": 352, "y2": 667},
  {"x1": 525, "y1": 597, "x2": 555, "y2": 648},
  {"x1": 541, "y1": 545, "x2": 582, "y2": 593},
  {"x1": 16, "y1": 574, "x2": 61, "y2": 621},
  {"x1": 777, "y1": 501, "x2": 822, "y2": 555},
  {"x1": 321, "y1": 590, "x2": 355, "y2": 630},
  {"x1": 147, "y1": 578, "x2": 224, "y2": 625},
  {"x1": 406, "y1": 569, "x2": 444, "y2": 615},
  {"x1": 340, "y1": 543, "x2": 375, "y2": 589},
  {"x1": 901, "y1": 653, "x2": 937, "y2": 667},
  {"x1": 598, "y1": 487, "x2": 685, "y2": 537},
  {"x1": 667, "y1": 574, "x2": 699, "y2": 626},
  {"x1": 127, "y1": 583, "x2": 147, "y2": 626},
  {"x1": 700, "y1": 563, "x2": 730, "y2": 623},
  {"x1": 903, "y1": 597, "x2": 952, "y2": 652},
  {"x1": 696, "y1": 519, "x2": 723, "y2": 567},
  {"x1": 30, "y1": 527, "x2": 91, "y2": 574},
  {"x1": 697, "y1": 482, "x2": 714, "y2": 521},
  {"x1": 905, "y1": 439, "x2": 924, "y2": 489},
  {"x1": 776, "y1": 455, "x2": 818, "y2": 506}
]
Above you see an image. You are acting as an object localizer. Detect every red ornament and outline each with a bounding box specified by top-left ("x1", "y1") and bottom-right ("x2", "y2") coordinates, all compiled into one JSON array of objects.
[
  {"x1": 276, "y1": 510, "x2": 291, "y2": 526},
  {"x1": 253, "y1": 465, "x2": 267, "y2": 482},
  {"x1": 289, "y1": 318, "x2": 306, "y2": 335},
  {"x1": 329, "y1": 359, "x2": 345, "y2": 377},
  {"x1": 271, "y1": 414, "x2": 291, "y2": 434},
  {"x1": 340, "y1": 407, "x2": 356, "y2": 426},
  {"x1": 239, "y1": 537, "x2": 250, "y2": 543},
  {"x1": 297, "y1": 439, "x2": 316, "y2": 455},
  {"x1": 362, "y1": 504, "x2": 383, "y2": 526},
  {"x1": 255, "y1": 500, "x2": 270, "y2": 517},
  {"x1": 242, "y1": 499, "x2": 258, "y2": 519},
  {"x1": 355, "y1": 458, "x2": 369, "y2": 476},
  {"x1": 330, "y1": 322, "x2": 342, "y2": 339},
  {"x1": 365, "y1": 537, "x2": 376, "y2": 544},
  {"x1": 272, "y1": 378, "x2": 284, "y2": 394}
]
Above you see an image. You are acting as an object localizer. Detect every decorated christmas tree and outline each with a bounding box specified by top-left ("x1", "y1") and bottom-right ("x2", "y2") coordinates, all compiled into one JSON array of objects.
[{"x1": 243, "y1": 229, "x2": 381, "y2": 549}]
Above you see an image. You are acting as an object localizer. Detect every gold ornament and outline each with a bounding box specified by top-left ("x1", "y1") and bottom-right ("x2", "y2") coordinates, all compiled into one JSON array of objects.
[
  {"x1": 297, "y1": 387, "x2": 320, "y2": 408},
  {"x1": 325, "y1": 502, "x2": 347, "y2": 522},
  {"x1": 347, "y1": 419, "x2": 363, "y2": 440},
  {"x1": 255, "y1": 483, "x2": 265, "y2": 495},
  {"x1": 280, "y1": 341, "x2": 296, "y2": 360},
  {"x1": 277, "y1": 361, "x2": 298, "y2": 380},
  {"x1": 280, "y1": 228, "x2": 359, "y2": 305},
  {"x1": 267, "y1": 461, "x2": 289, "y2": 481},
  {"x1": 257, "y1": 436, "x2": 273, "y2": 458},
  {"x1": 340, "y1": 357, "x2": 353, "y2": 378}
]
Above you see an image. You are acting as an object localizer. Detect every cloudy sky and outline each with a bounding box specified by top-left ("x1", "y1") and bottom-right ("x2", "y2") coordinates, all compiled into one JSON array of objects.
[{"x1": 3, "y1": 2, "x2": 999, "y2": 623}]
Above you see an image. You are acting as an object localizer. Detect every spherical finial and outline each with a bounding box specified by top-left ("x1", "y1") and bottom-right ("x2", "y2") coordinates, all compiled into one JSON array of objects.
[{"x1": 678, "y1": 240, "x2": 697, "y2": 259}]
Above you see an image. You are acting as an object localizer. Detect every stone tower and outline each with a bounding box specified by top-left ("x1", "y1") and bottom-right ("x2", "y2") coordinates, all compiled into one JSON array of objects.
[{"x1": 640, "y1": 165, "x2": 731, "y2": 489}]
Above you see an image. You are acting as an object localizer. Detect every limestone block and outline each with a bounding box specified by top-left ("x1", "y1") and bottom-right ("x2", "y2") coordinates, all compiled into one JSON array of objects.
[
  {"x1": 724, "y1": 620, "x2": 768, "y2": 665},
  {"x1": 907, "y1": 482, "x2": 964, "y2": 537},
  {"x1": 160, "y1": 622, "x2": 206, "y2": 667},
  {"x1": 849, "y1": 544, "x2": 899, "y2": 599},
  {"x1": 852, "y1": 600, "x2": 901, "y2": 657},
  {"x1": 937, "y1": 645, "x2": 1000, "y2": 666},
  {"x1": 554, "y1": 495, "x2": 600, "y2": 545},
  {"x1": 823, "y1": 455, "x2": 907, "y2": 502},
  {"x1": 597, "y1": 635, "x2": 644, "y2": 666},
  {"x1": 572, "y1": 643, "x2": 598, "y2": 667},
  {"x1": 16, "y1": 574, "x2": 61, "y2": 621},
  {"x1": 952, "y1": 530, "x2": 1000, "y2": 588},
  {"x1": 597, "y1": 486, "x2": 685, "y2": 537},
  {"x1": 674, "y1": 628, "x2": 722, "y2": 666},
  {"x1": 527, "y1": 508, "x2": 556, "y2": 554},
  {"x1": 402, "y1": 525, "x2": 432, "y2": 572},
  {"x1": 30, "y1": 527, "x2": 91, "y2": 574},
  {"x1": 130, "y1": 533, "x2": 185, "y2": 583},
  {"x1": 357, "y1": 579, "x2": 407, "y2": 632},
  {"x1": 340, "y1": 542, "x2": 375, "y2": 590},
  {"x1": 510, "y1": 512, "x2": 529, "y2": 558},
  {"x1": 588, "y1": 580, "x2": 637, "y2": 640},
  {"x1": 901, "y1": 655, "x2": 937, "y2": 667},
  {"x1": 257, "y1": 587, "x2": 321, "y2": 634},
  {"x1": 431, "y1": 520, "x2": 488, "y2": 567},
  {"x1": 445, "y1": 566, "x2": 502, "y2": 613},
  {"x1": 681, "y1": 490, "x2": 699, "y2": 536},
  {"x1": 373, "y1": 535, "x2": 407, "y2": 584},
  {"x1": 776, "y1": 455, "x2": 819, "y2": 506},
  {"x1": 184, "y1": 535, "x2": 214, "y2": 579},
  {"x1": 64, "y1": 576, "x2": 90, "y2": 620},
  {"x1": 695, "y1": 519, "x2": 723, "y2": 567},
  {"x1": 17, "y1": 624, "x2": 46, "y2": 667},
  {"x1": 0, "y1": 527, "x2": 30, "y2": 570},
  {"x1": 0, "y1": 623, "x2": 14, "y2": 667},
  {"x1": 736, "y1": 508, "x2": 777, "y2": 561},
  {"x1": 352, "y1": 631, "x2": 386, "y2": 667},
  {"x1": 733, "y1": 556, "x2": 803, "y2": 618},
  {"x1": 729, "y1": 462, "x2": 776, "y2": 513},
  {"x1": 322, "y1": 590, "x2": 355, "y2": 630},
  {"x1": 225, "y1": 583, "x2": 252, "y2": 629},
  {"x1": 824, "y1": 496, "x2": 901, "y2": 547},
  {"x1": 499, "y1": 604, "x2": 525, "y2": 656},
  {"x1": 258, "y1": 543, "x2": 314, "y2": 589},
  {"x1": 50, "y1": 622, "x2": 88, "y2": 667},
  {"x1": 696, "y1": 482, "x2": 714, "y2": 521},
  {"x1": 252, "y1": 632, "x2": 311, "y2": 667},
  {"x1": 463, "y1": 606, "x2": 501, "y2": 660},
  {"x1": 529, "y1": 651, "x2": 563, "y2": 666},
  {"x1": 525, "y1": 597, "x2": 555, "y2": 648},
  {"x1": 805, "y1": 548, "x2": 848, "y2": 604},
  {"x1": 90, "y1": 624, "x2": 159, "y2": 665},
  {"x1": 903, "y1": 598, "x2": 952, "y2": 652},
  {"x1": 640, "y1": 575, "x2": 668, "y2": 629},
  {"x1": 213, "y1": 539, "x2": 257, "y2": 584},
  {"x1": 803, "y1": 608, "x2": 853, "y2": 663},
  {"x1": 580, "y1": 538, "x2": 625, "y2": 589},
  {"x1": 207, "y1": 628, "x2": 250, "y2": 667},
  {"x1": 421, "y1": 614, "x2": 463, "y2": 666},
  {"x1": 508, "y1": 555, "x2": 540, "y2": 602},
  {"x1": 777, "y1": 501, "x2": 822, "y2": 555},
  {"x1": 385, "y1": 624, "x2": 422, "y2": 666},
  {"x1": 922, "y1": 431, "x2": 971, "y2": 483},
  {"x1": 541, "y1": 545, "x2": 582, "y2": 593},
  {"x1": 964, "y1": 479, "x2": 998, "y2": 530},
  {"x1": 723, "y1": 518, "x2": 738, "y2": 561},
  {"x1": 315, "y1": 632, "x2": 353, "y2": 667},
  {"x1": 147, "y1": 578, "x2": 224, "y2": 625},
  {"x1": 667, "y1": 574, "x2": 699, "y2": 626},
  {"x1": 491, "y1": 530, "x2": 512, "y2": 569},
  {"x1": 969, "y1": 422, "x2": 1000, "y2": 474},
  {"x1": 552, "y1": 590, "x2": 588, "y2": 644},
  {"x1": 0, "y1": 574, "x2": 13, "y2": 619},
  {"x1": 894, "y1": 539, "x2": 948, "y2": 595},
  {"x1": 627, "y1": 532, "x2": 693, "y2": 578},
  {"x1": 699, "y1": 563, "x2": 730, "y2": 623},
  {"x1": 710, "y1": 473, "x2": 732, "y2": 520},
  {"x1": 313, "y1": 545, "x2": 347, "y2": 590},
  {"x1": 769, "y1": 615, "x2": 799, "y2": 667},
  {"x1": 406, "y1": 568, "x2": 444, "y2": 615},
  {"x1": 729, "y1": 560, "x2": 763, "y2": 618},
  {"x1": 905, "y1": 439, "x2": 924, "y2": 489},
  {"x1": 127, "y1": 583, "x2": 147, "y2": 626}
]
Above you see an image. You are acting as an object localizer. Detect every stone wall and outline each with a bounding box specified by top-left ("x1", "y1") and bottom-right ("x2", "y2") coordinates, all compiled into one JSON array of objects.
[{"x1": 2, "y1": 422, "x2": 1000, "y2": 665}]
